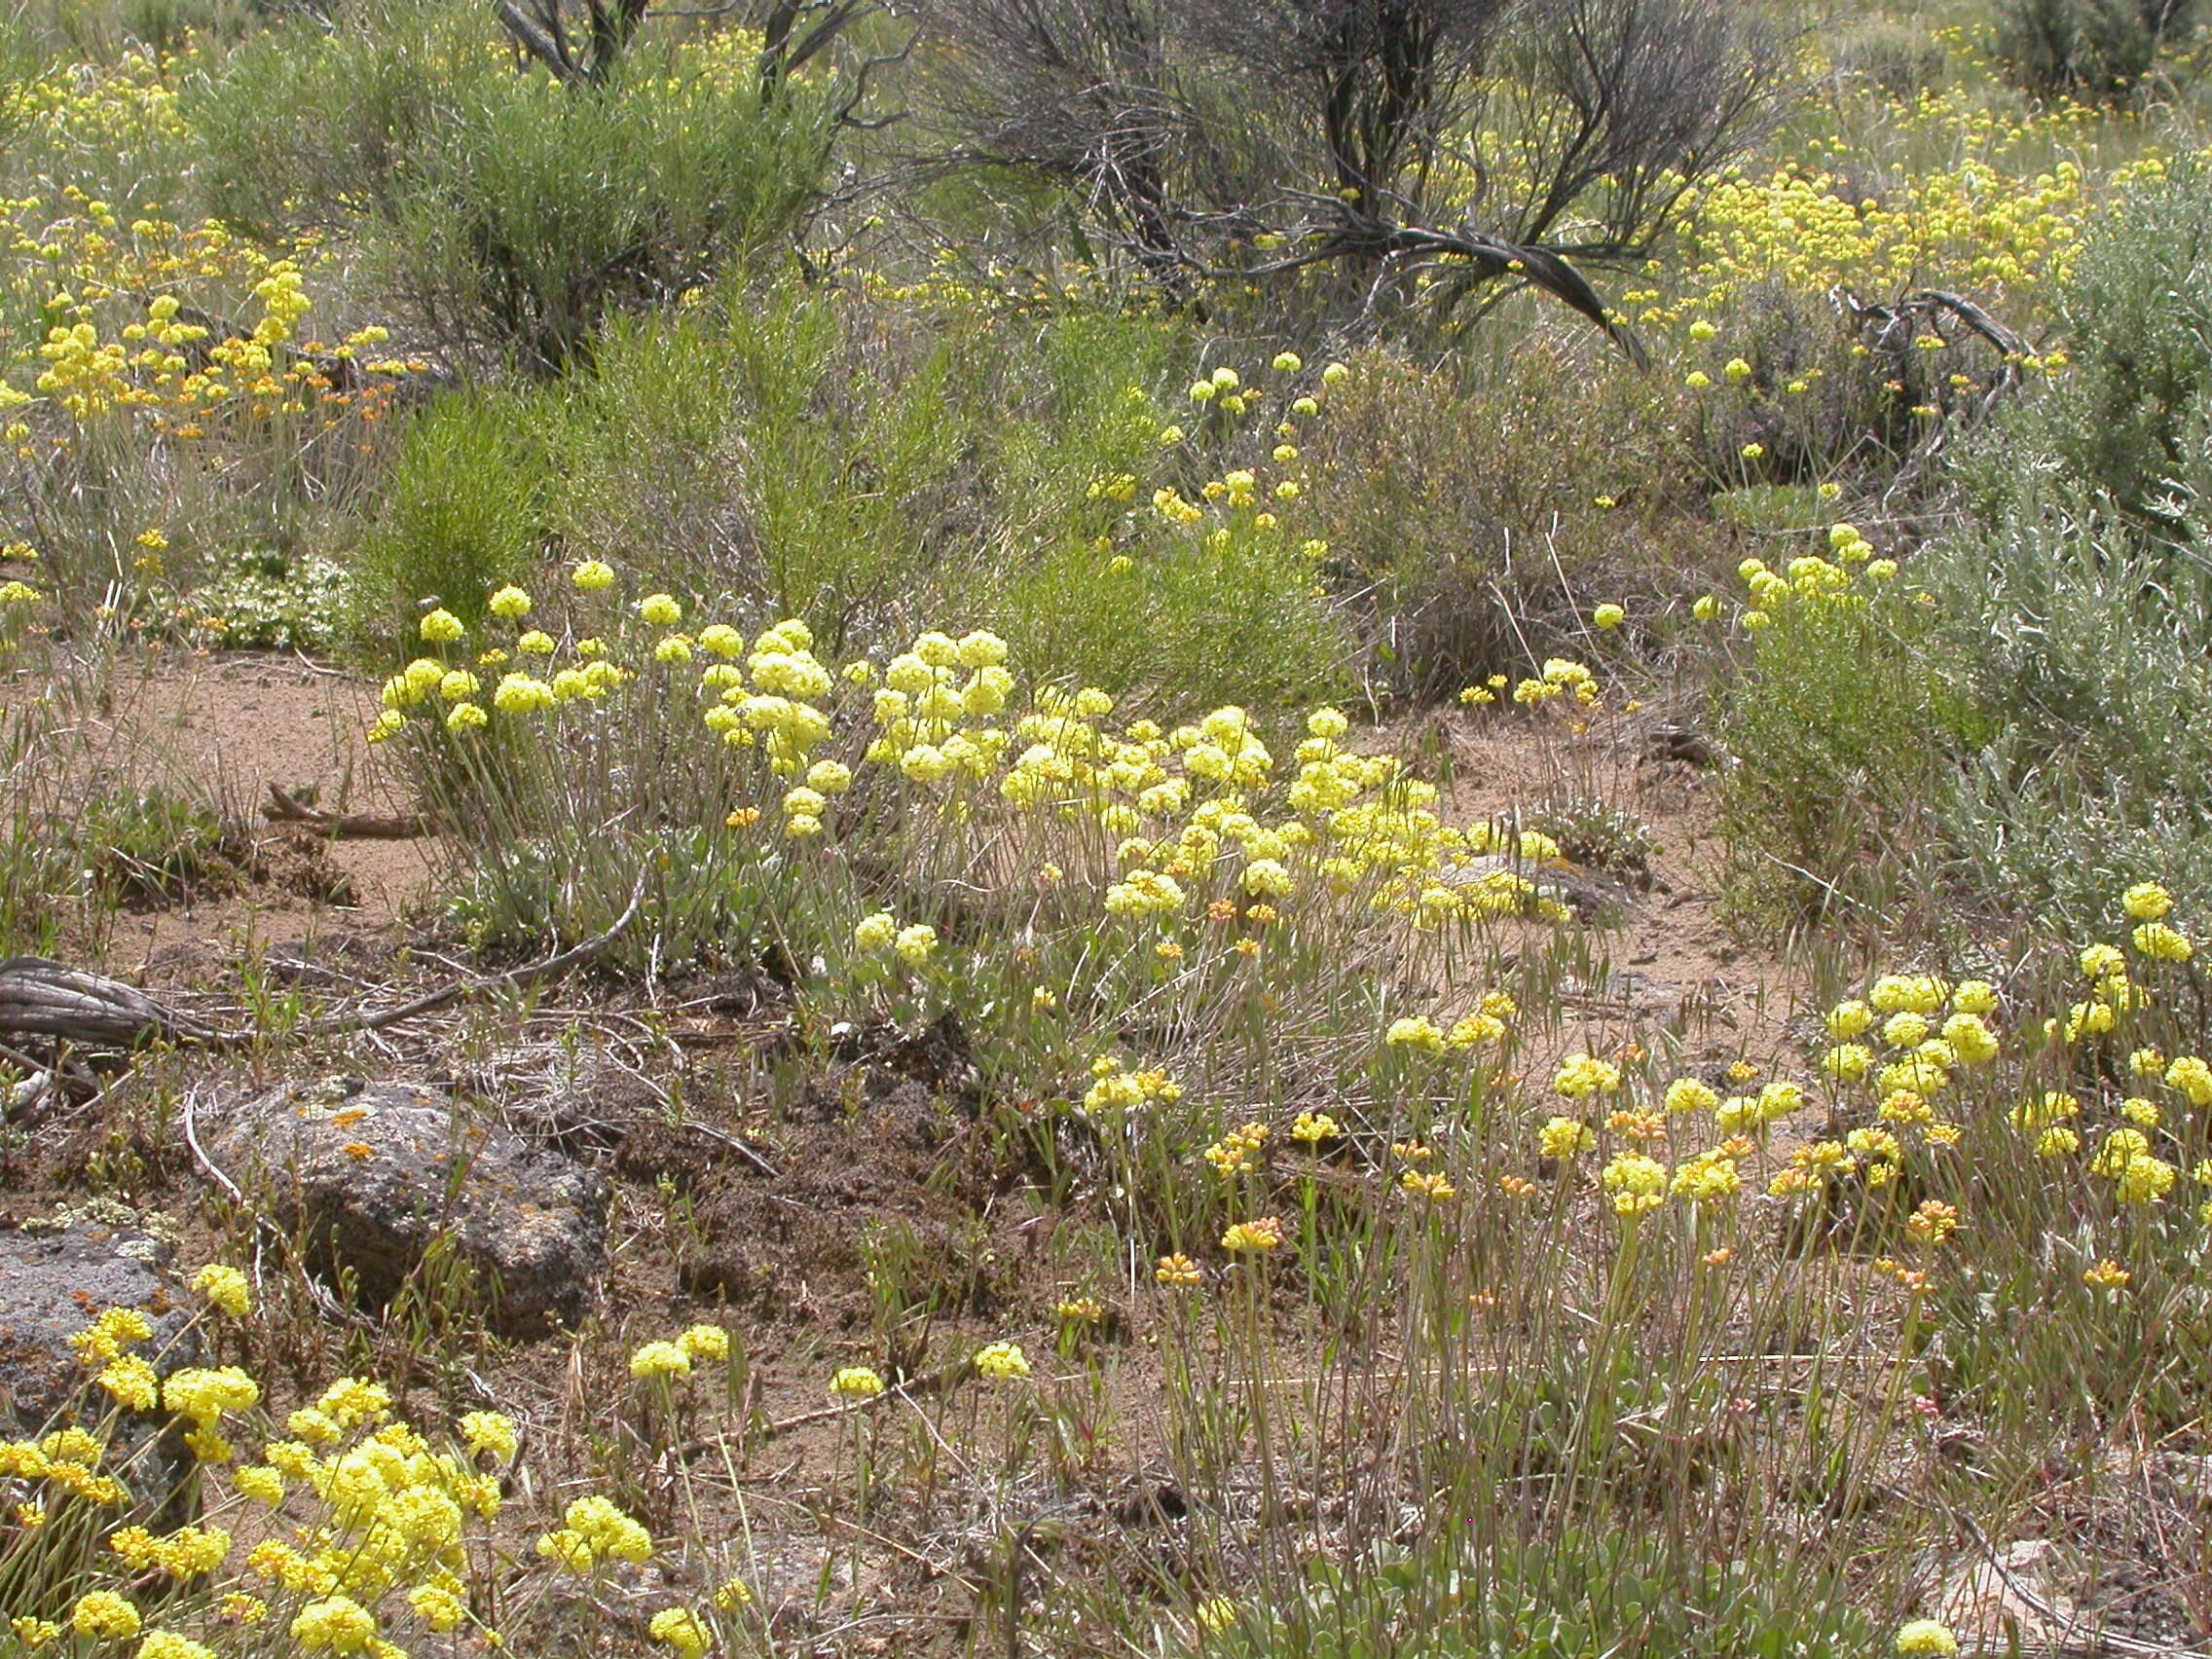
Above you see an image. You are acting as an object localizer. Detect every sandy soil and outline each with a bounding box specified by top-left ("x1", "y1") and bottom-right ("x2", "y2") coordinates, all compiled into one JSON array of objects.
[{"x1": 9, "y1": 648, "x2": 436, "y2": 977}]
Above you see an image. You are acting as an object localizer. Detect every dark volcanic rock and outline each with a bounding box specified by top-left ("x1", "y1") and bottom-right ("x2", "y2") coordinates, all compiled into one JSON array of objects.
[
  {"x1": 212, "y1": 1078, "x2": 607, "y2": 1337},
  {"x1": 0, "y1": 1221, "x2": 194, "y2": 1427}
]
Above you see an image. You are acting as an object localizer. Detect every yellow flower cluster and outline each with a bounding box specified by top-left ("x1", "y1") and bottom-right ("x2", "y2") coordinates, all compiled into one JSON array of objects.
[
  {"x1": 1511, "y1": 657, "x2": 1602, "y2": 711},
  {"x1": 108, "y1": 1524, "x2": 232, "y2": 1579},
  {"x1": 830, "y1": 1366, "x2": 887, "y2": 1399},
  {"x1": 629, "y1": 1341, "x2": 693, "y2": 1379},
  {"x1": 69, "y1": 1590, "x2": 142, "y2": 1640},
  {"x1": 289, "y1": 1594, "x2": 379, "y2": 1653},
  {"x1": 1640, "y1": 91, "x2": 2167, "y2": 335},
  {"x1": 378, "y1": 574, "x2": 1591, "y2": 975},
  {"x1": 536, "y1": 1494, "x2": 654, "y2": 1571},
  {"x1": 1601, "y1": 1153, "x2": 1669, "y2": 1216},
  {"x1": 68, "y1": 1304, "x2": 153, "y2": 1364},
  {"x1": 7, "y1": 174, "x2": 411, "y2": 447},
  {"x1": 856, "y1": 910, "x2": 940, "y2": 969},
  {"x1": 1719, "y1": 524, "x2": 1902, "y2": 633},
  {"x1": 458, "y1": 1411, "x2": 519, "y2": 1463},
  {"x1": 1203, "y1": 1121, "x2": 1272, "y2": 1178},
  {"x1": 1084, "y1": 1056, "x2": 1183, "y2": 1113},
  {"x1": 16, "y1": 1335, "x2": 543, "y2": 1657},
  {"x1": 191, "y1": 1262, "x2": 250, "y2": 1316},
  {"x1": 1221, "y1": 1216, "x2": 1286, "y2": 1254},
  {"x1": 1554, "y1": 1053, "x2": 1624, "y2": 1098},
  {"x1": 1098, "y1": 359, "x2": 1337, "y2": 566},
  {"x1": 629, "y1": 1323, "x2": 731, "y2": 1378},
  {"x1": 1155, "y1": 1252, "x2": 1204, "y2": 1287},
  {"x1": 0, "y1": 1426, "x2": 127, "y2": 1506},
  {"x1": 650, "y1": 1607, "x2": 713, "y2": 1657},
  {"x1": 973, "y1": 1340, "x2": 1032, "y2": 1381}
]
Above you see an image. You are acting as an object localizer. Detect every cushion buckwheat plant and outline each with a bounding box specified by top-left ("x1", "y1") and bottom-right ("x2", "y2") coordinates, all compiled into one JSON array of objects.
[
  {"x1": 0, "y1": 1284, "x2": 768, "y2": 1658},
  {"x1": 370, "y1": 563, "x2": 1573, "y2": 1071}
]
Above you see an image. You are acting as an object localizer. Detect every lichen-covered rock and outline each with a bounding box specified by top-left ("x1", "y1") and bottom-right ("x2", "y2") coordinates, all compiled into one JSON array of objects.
[
  {"x1": 0, "y1": 1220, "x2": 193, "y2": 1427},
  {"x1": 212, "y1": 1077, "x2": 607, "y2": 1338}
]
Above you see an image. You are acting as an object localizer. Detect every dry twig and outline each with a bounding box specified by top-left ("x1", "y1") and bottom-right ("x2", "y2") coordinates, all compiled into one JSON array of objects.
[
  {"x1": 0, "y1": 868, "x2": 649, "y2": 1055},
  {"x1": 261, "y1": 781, "x2": 437, "y2": 840}
]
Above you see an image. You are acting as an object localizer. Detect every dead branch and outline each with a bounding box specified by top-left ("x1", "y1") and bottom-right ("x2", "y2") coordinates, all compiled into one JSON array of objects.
[
  {"x1": 1948, "y1": 1500, "x2": 2212, "y2": 1659},
  {"x1": 0, "y1": 959, "x2": 223, "y2": 1048},
  {"x1": 1839, "y1": 287, "x2": 2031, "y2": 366},
  {"x1": 1835, "y1": 286, "x2": 2035, "y2": 493},
  {"x1": 669, "y1": 1116, "x2": 781, "y2": 1179},
  {"x1": 715, "y1": 1355, "x2": 975, "y2": 1449},
  {"x1": 759, "y1": 0, "x2": 872, "y2": 102},
  {"x1": 261, "y1": 781, "x2": 438, "y2": 840},
  {"x1": 0, "y1": 867, "x2": 648, "y2": 1054},
  {"x1": 1222, "y1": 197, "x2": 1649, "y2": 362},
  {"x1": 495, "y1": 0, "x2": 648, "y2": 87},
  {"x1": 305, "y1": 866, "x2": 649, "y2": 1038}
]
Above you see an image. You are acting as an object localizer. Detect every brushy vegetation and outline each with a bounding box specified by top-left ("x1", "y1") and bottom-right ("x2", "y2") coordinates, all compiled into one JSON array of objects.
[
  {"x1": 1924, "y1": 159, "x2": 2212, "y2": 933},
  {"x1": 8, "y1": 0, "x2": 2212, "y2": 1654},
  {"x1": 193, "y1": 8, "x2": 844, "y2": 373}
]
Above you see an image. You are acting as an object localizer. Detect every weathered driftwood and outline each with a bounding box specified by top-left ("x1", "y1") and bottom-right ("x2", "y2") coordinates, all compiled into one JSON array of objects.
[{"x1": 0, "y1": 958, "x2": 221, "y2": 1048}]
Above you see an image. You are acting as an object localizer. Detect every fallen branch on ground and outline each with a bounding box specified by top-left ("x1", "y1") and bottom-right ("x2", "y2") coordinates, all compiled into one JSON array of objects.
[
  {"x1": 0, "y1": 959, "x2": 223, "y2": 1047},
  {"x1": 0, "y1": 867, "x2": 648, "y2": 1055},
  {"x1": 262, "y1": 781, "x2": 438, "y2": 840}
]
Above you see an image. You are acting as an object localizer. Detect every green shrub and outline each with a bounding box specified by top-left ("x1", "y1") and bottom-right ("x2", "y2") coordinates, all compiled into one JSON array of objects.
[
  {"x1": 1992, "y1": 0, "x2": 2196, "y2": 100},
  {"x1": 1925, "y1": 481, "x2": 2212, "y2": 927},
  {"x1": 1203, "y1": 1529, "x2": 1876, "y2": 1658},
  {"x1": 190, "y1": 0, "x2": 486, "y2": 237},
  {"x1": 191, "y1": 2, "x2": 839, "y2": 370},
  {"x1": 395, "y1": 284, "x2": 1347, "y2": 707},
  {"x1": 348, "y1": 392, "x2": 547, "y2": 655},
  {"x1": 994, "y1": 526, "x2": 1352, "y2": 711},
  {"x1": 537, "y1": 293, "x2": 996, "y2": 633},
  {"x1": 1976, "y1": 158, "x2": 2212, "y2": 523},
  {"x1": 1914, "y1": 160, "x2": 2212, "y2": 933},
  {"x1": 383, "y1": 59, "x2": 834, "y2": 370},
  {"x1": 1716, "y1": 554, "x2": 1972, "y2": 920}
]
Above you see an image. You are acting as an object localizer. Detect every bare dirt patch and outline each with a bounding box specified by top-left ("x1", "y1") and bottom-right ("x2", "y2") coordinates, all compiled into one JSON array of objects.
[
  {"x1": 1420, "y1": 706, "x2": 1805, "y2": 1076},
  {"x1": 12, "y1": 647, "x2": 436, "y2": 976}
]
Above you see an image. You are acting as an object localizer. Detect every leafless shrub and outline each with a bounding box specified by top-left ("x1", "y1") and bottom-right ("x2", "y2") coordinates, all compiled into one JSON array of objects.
[
  {"x1": 920, "y1": 0, "x2": 1198, "y2": 276},
  {"x1": 915, "y1": 0, "x2": 1797, "y2": 348},
  {"x1": 495, "y1": 0, "x2": 875, "y2": 96},
  {"x1": 1486, "y1": 0, "x2": 1789, "y2": 256}
]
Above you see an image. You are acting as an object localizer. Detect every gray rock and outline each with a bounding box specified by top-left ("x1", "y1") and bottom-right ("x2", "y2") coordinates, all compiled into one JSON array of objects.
[
  {"x1": 0, "y1": 1221, "x2": 202, "y2": 1529},
  {"x1": 1435, "y1": 853, "x2": 1611, "y2": 917},
  {"x1": 212, "y1": 1078, "x2": 607, "y2": 1338},
  {"x1": 0, "y1": 1221, "x2": 195, "y2": 1427}
]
